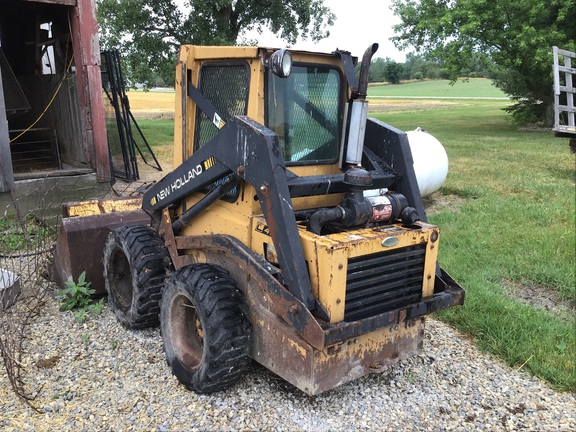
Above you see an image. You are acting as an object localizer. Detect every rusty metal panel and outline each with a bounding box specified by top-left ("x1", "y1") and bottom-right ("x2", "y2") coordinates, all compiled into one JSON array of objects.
[
  {"x1": 52, "y1": 210, "x2": 151, "y2": 294},
  {"x1": 254, "y1": 315, "x2": 425, "y2": 395}
]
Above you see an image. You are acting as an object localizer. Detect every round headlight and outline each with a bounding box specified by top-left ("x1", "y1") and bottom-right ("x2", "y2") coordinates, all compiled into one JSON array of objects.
[{"x1": 269, "y1": 49, "x2": 292, "y2": 78}]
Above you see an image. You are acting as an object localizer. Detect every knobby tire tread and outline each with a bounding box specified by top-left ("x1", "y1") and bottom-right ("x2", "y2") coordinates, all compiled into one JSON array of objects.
[
  {"x1": 104, "y1": 225, "x2": 172, "y2": 329},
  {"x1": 161, "y1": 263, "x2": 251, "y2": 394}
]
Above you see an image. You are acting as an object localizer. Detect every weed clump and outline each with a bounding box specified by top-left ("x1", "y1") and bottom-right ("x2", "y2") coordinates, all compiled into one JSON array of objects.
[{"x1": 56, "y1": 271, "x2": 104, "y2": 323}]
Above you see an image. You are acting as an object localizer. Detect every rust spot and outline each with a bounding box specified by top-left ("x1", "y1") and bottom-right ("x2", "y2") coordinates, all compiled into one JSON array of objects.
[
  {"x1": 338, "y1": 263, "x2": 343, "y2": 270},
  {"x1": 289, "y1": 304, "x2": 300, "y2": 314},
  {"x1": 398, "y1": 309, "x2": 407, "y2": 323},
  {"x1": 336, "y1": 298, "x2": 341, "y2": 304}
]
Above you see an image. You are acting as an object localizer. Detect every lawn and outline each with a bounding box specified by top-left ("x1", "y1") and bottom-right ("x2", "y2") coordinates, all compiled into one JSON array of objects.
[
  {"x1": 373, "y1": 100, "x2": 575, "y2": 390},
  {"x1": 368, "y1": 78, "x2": 507, "y2": 99},
  {"x1": 132, "y1": 90, "x2": 575, "y2": 391}
]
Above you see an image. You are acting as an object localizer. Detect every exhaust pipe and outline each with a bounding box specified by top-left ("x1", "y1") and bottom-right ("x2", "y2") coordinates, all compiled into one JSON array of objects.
[{"x1": 345, "y1": 43, "x2": 379, "y2": 166}]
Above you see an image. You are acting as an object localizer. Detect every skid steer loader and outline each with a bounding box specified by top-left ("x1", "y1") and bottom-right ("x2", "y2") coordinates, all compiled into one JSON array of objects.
[{"x1": 54, "y1": 44, "x2": 464, "y2": 395}]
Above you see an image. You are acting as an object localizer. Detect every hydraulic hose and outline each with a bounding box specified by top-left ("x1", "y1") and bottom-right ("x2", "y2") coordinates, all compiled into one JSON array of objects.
[{"x1": 307, "y1": 207, "x2": 345, "y2": 235}]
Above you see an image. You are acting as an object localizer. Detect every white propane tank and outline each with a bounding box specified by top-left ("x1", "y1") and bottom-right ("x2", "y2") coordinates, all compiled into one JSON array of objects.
[{"x1": 405, "y1": 128, "x2": 449, "y2": 197}]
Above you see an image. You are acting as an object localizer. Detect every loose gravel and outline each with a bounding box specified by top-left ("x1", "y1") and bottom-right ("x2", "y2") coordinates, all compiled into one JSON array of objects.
[{"x1": 1, "y1": 295, "x2": 574, "y2": 431}]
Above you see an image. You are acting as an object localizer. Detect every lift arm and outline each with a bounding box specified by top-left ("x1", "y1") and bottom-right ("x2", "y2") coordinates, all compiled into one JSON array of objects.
[{"x1": 142, "y1": 116, "x2": 316, "y2": 310}]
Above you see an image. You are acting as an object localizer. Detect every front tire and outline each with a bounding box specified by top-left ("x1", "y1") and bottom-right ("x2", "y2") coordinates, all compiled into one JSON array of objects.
[
  {"x1": 103, "y1": 225, "x2": 172, "y2": 329},
  {"x1": 161, "y1": 264, "x2": 252, "y2": 393}
]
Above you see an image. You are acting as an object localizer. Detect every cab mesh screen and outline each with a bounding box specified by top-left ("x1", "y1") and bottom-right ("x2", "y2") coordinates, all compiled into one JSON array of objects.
[{"x1": 193, "y1": 63, "x2": 250, "y2": 150}]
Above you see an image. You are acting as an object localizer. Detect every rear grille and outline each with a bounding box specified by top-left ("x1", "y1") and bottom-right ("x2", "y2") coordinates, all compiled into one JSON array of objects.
[{"x1": 344, "y1": 244, "x2": 426, "y2": 321}]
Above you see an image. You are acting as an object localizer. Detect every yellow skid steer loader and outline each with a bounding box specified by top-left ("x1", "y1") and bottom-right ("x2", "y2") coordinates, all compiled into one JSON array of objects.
[{"x1": 53, "y1": 44, "x2": 464, "y2": 395}]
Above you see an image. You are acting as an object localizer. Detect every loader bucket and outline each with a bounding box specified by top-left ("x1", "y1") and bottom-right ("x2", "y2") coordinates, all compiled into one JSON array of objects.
[{"x1": 52, "y1": 198, "x2": 149, "y2": 294}]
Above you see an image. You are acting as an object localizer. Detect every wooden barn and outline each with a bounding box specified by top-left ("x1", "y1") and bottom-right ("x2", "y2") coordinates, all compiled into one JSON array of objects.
[{"x1": 0, "y1": 0, "x2": 110, "y2": 212}]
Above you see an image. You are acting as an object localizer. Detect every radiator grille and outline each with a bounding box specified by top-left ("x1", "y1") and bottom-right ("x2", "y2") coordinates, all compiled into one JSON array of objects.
[{"x1": 344, "y1": 244, "x2": 426, "y2": 321}]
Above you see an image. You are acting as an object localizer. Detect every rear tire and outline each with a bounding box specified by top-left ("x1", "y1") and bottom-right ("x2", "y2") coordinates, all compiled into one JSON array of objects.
[
  {"x1": 161, "y1": 264, "x2": 252, "y2": 393},
  {"x1": 104, "y1": 225, "x2": 172, "y2": 329}
]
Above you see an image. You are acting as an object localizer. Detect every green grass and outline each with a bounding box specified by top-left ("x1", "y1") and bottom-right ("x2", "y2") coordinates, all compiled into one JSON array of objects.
[
  {"x1": 0, "y1": 215, "x2": 55, "y2": 254},
  {"x1": 373, "y1": 101, "x2": 576, "y2": 390},
  {"x1": 135, "y1": 119, "x2": 174, "y2": 148},
  {"x1": 368, "y1": 78, "x2": 507, "y2": 98}
]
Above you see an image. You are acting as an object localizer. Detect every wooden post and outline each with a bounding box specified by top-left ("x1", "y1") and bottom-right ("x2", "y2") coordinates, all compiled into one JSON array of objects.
[
  {"x1": 0, "y1": 68, "x2": 15, "y2": 192},
  {"x1": 69, "y1": 0, "x2": 111, "y2": 182}
]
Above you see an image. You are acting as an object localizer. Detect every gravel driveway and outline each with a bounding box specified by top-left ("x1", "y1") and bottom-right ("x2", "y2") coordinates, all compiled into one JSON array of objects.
[{"x1": 1, "y1": 296, "x2": 574, "y2": 431}]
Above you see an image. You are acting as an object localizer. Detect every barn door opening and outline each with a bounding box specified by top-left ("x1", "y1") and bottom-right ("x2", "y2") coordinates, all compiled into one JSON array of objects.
[{"x1": 0, "y1": 1, "x2": 87, "y2": 179}]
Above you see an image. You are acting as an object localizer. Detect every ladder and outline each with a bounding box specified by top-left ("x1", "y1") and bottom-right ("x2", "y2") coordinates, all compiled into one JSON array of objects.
[{"x1": 553, "y1": 46, "x2": 576, "y2": 137}]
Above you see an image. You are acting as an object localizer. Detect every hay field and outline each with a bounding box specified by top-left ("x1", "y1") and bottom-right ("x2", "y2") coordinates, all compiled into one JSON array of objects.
[{"x1": 126, "y1": 90, "x2": 175, "y2": 118}]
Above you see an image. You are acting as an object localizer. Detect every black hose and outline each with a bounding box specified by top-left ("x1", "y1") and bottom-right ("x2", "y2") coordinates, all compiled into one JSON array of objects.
[
  {"x1": 307, "y1": 207, "x2": 345, "y2": 235},
  {"x1": 172, "y1": 176, "x2": 240, "y2": 233}
]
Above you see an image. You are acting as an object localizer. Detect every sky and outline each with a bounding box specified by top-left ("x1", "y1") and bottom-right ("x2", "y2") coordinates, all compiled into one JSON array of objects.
[{"x1": 243, "y1": 0, "x2": 407, "y2": 62}]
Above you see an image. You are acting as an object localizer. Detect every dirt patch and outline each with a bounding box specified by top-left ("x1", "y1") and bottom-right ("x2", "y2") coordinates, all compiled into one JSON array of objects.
[
  {"x1": 502, "y1": 279, "x2": 575, "y2": 320},
  {"x1": 368, "y1": 99, "x2": 460, "y2": 112},
  {"x1": 131, "y1": 110, "x2": 175, "y2": 120},
  {"x1": 112, "y1": 145, "x2": 173, "y2": 196},
  {"x1": 423, "y1": 193, "x2": 467, "y2": 216}
]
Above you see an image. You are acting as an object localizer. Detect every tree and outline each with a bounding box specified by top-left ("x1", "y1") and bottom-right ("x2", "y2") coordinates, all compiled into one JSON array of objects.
[
  {"x1": 369, "y1": 58, "x2": 387, "y2": 82},
  {"x1": 366, "y1": 58, "x2": 405, "y2": 84},
  {"x1": 391, "y1": 0, "x2": 576, "y2": 125},
  {"x1": 384, "y1": 61, "x2": 404, "y2": 84},
  {"x1": 97, "y1": 0, "x2": 335, "y2": 86}
]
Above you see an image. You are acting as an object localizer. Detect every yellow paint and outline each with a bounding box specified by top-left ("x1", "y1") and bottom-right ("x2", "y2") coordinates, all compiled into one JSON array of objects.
[
  {"x1": 299, "y1": 222, "x2": 438, "y2": 323},
  {"x1": 65, "y1": 197, "x2": 142, "y2": 217},
  {"x1": 316, "y1": 318, "x2": 423, "y2": 365},
  {"x1": 422, "y1": 229, "x2": 440, "y2": 298}
]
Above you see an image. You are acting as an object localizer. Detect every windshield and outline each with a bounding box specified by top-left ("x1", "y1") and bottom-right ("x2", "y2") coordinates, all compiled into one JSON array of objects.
[{"x1": 266, "y1": 64, "x2": 342, "y2": 164}]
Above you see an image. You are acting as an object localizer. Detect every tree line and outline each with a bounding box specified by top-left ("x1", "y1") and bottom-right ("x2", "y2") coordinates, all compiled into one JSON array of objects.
[
  {"x1": 366, "y1": 52, "x2": 492, "y2": 84},
  {"x1": 97, "y1": 0, "x2": 575, "y2": 126}
]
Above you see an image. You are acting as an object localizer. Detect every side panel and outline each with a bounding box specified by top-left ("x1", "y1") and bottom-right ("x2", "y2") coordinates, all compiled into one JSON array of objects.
[
  {"x1": 364, "y1": 118, "x2": 427, "y2": 222},
  {"x1": 255, "y1": 311, "x2": 424, "y2": 396},
  {"x1": 298, "y1": 223, "x2": 439, "y2": 323}
]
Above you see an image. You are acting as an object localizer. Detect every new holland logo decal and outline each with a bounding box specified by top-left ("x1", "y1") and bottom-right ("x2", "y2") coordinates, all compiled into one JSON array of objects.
[{"x1": 150, "y1": 156, "x2": 216, "y2": 207}]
